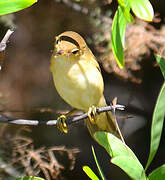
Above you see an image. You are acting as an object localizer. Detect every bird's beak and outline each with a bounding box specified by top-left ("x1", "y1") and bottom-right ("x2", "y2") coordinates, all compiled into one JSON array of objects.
[{"x1": 56, "y1": 50, "x2": 64, "y2": 56}]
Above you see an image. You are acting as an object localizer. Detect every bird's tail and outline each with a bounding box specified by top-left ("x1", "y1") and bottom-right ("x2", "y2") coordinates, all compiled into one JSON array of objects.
[{"x1": 86, "y1": 95, "x2": 120, "y2": 138}]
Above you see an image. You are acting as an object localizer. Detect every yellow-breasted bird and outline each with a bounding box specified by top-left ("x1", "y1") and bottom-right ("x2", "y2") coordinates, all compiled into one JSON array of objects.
[{"x1": 50, "y1": 31, "x2": 119, "y2": 138}]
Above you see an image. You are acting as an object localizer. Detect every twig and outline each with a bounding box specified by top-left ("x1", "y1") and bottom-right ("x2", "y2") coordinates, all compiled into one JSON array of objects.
[
  {"x1": 0, "y1": 29, "x2": 14, "y2": 51},
  {"x1": 0, "y1": 104, "x2": 125, "y2": 126},
  {"x1": 111, "y1": 97, "x2": 126, "y2": 144},
  {"x1": 0, "y1": 29, "x2": 14, "y2": 70}
]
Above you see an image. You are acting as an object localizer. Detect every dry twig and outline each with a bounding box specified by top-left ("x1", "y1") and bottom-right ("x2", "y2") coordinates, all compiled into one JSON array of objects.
[{"x1": 11, "y1": 135, "x2": 79, "y2": 180}]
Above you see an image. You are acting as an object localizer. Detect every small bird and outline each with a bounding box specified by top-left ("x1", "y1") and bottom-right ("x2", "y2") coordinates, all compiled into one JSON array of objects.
[{"x1": 50, "y1": 31, "x2": 119, "y2": 137}]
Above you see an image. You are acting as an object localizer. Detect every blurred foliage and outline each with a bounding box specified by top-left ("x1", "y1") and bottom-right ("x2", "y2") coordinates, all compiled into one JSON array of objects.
[
  {"x1": 0, "y1": 14, "x2": 16, "y2": 29},
  {"x1": 14, "y1": 176, "x2": 45, "y2": 180}
]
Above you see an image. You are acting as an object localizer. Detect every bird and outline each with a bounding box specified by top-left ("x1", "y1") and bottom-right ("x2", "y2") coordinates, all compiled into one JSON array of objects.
[{"x1": 50, "y1": 31, "x2": 119, "y2": 138}]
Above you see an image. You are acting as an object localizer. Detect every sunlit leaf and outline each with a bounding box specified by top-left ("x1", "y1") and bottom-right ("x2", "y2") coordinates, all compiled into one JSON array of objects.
[
  {"x1": 94, "y1": 132, "x2": 137, "y2": 159},
  {"x1": 0, "y1": 0, "x2": 37, "y2": 15},
  {"x1": 148, "y1": 164, "x2": 165, "y2": 180},
  {"x1": 155, "y1": 54, "x2": 165, "y2": 79},
  {"x1": 94, "y1": 132, "x2": 146, "y2": 179},
  {"x1": 145, "y1": 82, "x2": 165, "y2": 170},
  {"x1": 111, "y1": 156, "x2": 146, "y2": 180},
  {"x1": 111, "y1": 6, "x2": 127, "y2": 68},
  {"x1": 83, "y1": 166, "x2": 99, "y2": 180},
  {"x1": 129, "y1": 0, "x2": 154, "y2": 21},
  {"x1": 121, "y1": 6, "x2": 134, "y2": 23},
  {"x1": 117, "y1": 0, "x2": 126, "y2": 7}
]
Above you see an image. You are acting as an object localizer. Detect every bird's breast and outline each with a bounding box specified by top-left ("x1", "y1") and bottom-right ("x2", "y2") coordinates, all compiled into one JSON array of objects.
[{"x1": 51, "y1": 55, "x2": 104, "y2": 111}]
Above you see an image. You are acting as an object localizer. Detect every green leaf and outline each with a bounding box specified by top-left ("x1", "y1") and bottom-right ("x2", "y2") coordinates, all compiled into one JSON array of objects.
[
  {"x1": 111, "y1": 156, "x2": 146, "y2": 180},
  {"x1": 129, "y1": 0, "x2": 154, "y2": 21},
  {"x1": 118, "y1": 0, "x2": 134, "y2": 23},
  {"x1": 94, "y1": 132, "x2": 137, "y2": 160},
  {"x1": 0, "y1": 0, "x2": 37, "y2": 15},
  {"x1": 121, "y1": 6, "x2": 134, "y2": 23},
  {"x1": 111, "y1": 6, "x2": 127, "y2": 68},
  {"x1": 117, "y1": 0, "x2": 126, "y2": 7},
  {"x1": 14, "y1": 176, "x2": 45, "y2": 180},
  {"x1": 92, "y1": 146, "x2": 105, "y2": 180},
  {"x1": 145, "y1": 82, "x2": 165, "y2": 170},
  {"x1": 155, "y1": 54, "x2": 165, "y2": 79},
  {"x1": 83, "y1": 166, "x2": 99, "y2": 180},
  {"x1": 94, "y1": 131, "x2": 113, "y2": 156},
  {"x1": 148, "y1": 164, "x2": 165, "y2": 180},
  {"x1": 94, "y1": 132, "x2": 146, "y2": 180}
]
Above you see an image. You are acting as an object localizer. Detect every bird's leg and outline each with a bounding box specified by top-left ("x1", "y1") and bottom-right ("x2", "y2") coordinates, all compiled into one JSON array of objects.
[
  {"x1": 57, "y1": 115, "x2": 68, "y2": 133},
  {"x1": 87, "y1": 105, "x2": 97, "y2": 124},
  {"x1": 57, "y1": 108, "x2": 78, "y2": 133}
]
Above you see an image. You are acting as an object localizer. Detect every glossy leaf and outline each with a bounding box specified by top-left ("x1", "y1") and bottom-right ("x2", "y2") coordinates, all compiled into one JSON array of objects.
[
  {"x1": 94, "y1": 132, "x2": 137, "y2": 159},
  {"x1": 117, "y1": 0, "x2": 126, "y2": 7},
  {"x1": 148, "y1": 164, "x2": 165, "y2": 180},
  {"x1": 111, "y1": 156, "x2": 146, "y2": 180},
  {"x1": 145, "y1": 82, "x2": 165, "y2": 170},
  {"x1": 83, "y1": 166, "x2": 99, "y2": 180},
  {"x1": 94, "y1": 132, "x2": 146, "y2": 179},
  {"x1": 92, "y1": 146, "x2": 105, "y2": 180},
  {"x1": 155, "y1": 54, "x2": 165, "y2": 79},
  {"x1": 111, "y1": 6, "x2": 127, "y2": 68},
  {"x1": 121, "y1": 6, "x2": 134, "y2": 23},
  {"x1": 129, "y1": 0, "x2": 154, "y2": 21},
  {"x1": 0, "y1": 0, "x2": 37, "y2": 15}
]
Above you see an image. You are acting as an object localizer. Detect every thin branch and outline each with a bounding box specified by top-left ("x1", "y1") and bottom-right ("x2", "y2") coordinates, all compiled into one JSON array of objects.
[
  {"x1": 111, "y1": 97, "x2": 126, "y2": 144},
  {"x1": 0, "y1": 29, "x2": 14, "y2": 70},
  {"x1": 0, "y1": 104, "x2": 125, "y2": 126},
  {"x1": 0, "y1": 29, "x2": 14, "y2": 52}
]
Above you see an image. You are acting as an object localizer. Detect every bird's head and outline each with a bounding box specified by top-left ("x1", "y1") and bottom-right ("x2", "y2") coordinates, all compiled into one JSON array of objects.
[{"x1": 54, "y1": 31, "x2": 87, "y2": 58}]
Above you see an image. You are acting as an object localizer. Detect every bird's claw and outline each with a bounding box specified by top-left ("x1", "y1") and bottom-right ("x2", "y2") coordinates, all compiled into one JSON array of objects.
[
  {"x1": 57, "y1": 115, "x2": 68, "y2": 133},
  {"x1": 88, "y1": 105, "x2": 97, "y2": 124}
]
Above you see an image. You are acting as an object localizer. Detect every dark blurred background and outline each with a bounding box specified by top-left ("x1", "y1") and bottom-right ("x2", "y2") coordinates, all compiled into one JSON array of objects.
[{"x1": 0, "y1": 0, "x2": 165, "y2": 179}]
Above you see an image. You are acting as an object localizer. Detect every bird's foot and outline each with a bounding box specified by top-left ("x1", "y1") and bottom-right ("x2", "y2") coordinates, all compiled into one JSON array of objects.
[
  {"x1": 57, "y1": 115, "x2": 68, "y2": 133},
  {"x1": 88, "y1": 105, "x2": 97, "y2": 124},
  {"x1": 56, "y1": 108, "x2": 78, "y2": 133}
]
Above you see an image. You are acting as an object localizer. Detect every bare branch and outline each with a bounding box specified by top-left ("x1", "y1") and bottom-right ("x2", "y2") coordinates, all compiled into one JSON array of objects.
[
  {"x1": 0, "y1": 29, "x2": 14, "y2": 70},
  {"x1": 0, "y1": 29, "x2": 14, "y2": 51}
]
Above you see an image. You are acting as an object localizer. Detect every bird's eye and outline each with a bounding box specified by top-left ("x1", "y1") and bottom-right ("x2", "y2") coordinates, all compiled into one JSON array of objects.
[{"x1": 71, "y1": 49, "x2": 79, "y2": 54}]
